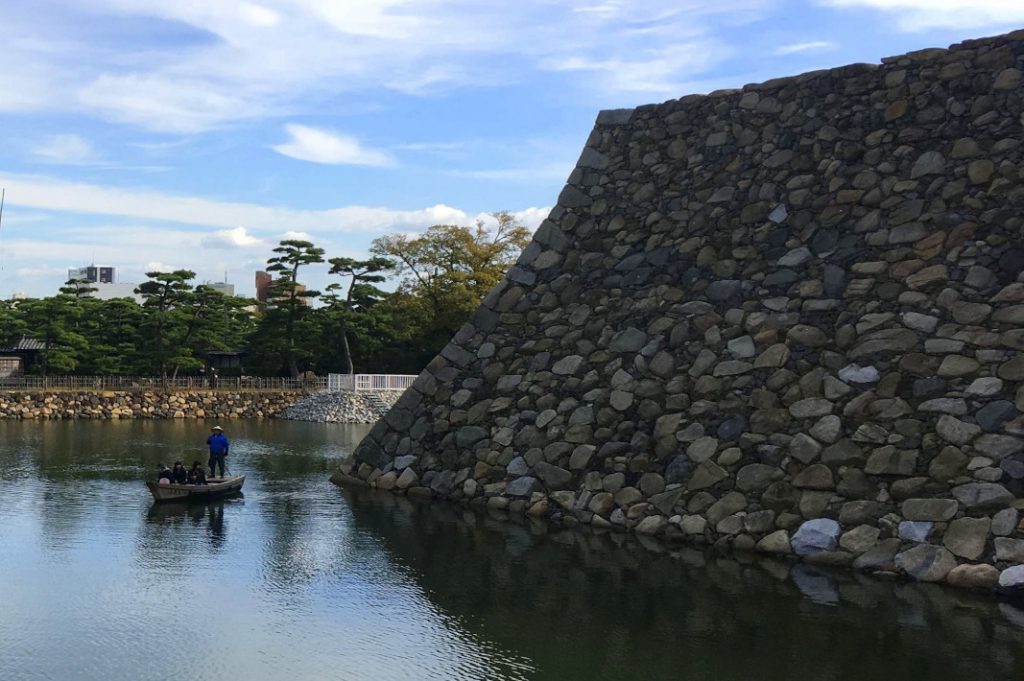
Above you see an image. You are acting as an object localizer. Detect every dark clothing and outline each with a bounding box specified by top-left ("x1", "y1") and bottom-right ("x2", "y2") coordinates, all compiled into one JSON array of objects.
[
  {"x1": 171, "y1": 467, "x2": 188, "y2": 484},
  {"x1": 188, "y1": 467, "x2": 207, "y2": 485},
  {"x1": 208, "y1": 454, "x2": 226, "y2": 478}
]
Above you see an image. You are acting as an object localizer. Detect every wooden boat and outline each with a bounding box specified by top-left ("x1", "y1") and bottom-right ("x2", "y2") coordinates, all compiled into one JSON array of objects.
[{"x1": 146, "y1": 475, "x2": 245, "y2": 502}]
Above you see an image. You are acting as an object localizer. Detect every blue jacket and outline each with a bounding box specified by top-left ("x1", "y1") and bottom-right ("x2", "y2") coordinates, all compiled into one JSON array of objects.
[{"x1": 207, "y1": 432, "x2": 229, "y2": 455}]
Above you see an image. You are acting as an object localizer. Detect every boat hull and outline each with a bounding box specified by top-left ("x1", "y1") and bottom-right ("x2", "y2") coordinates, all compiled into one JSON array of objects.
[{"x1": 147, "y1": 475, "x2": 245, "y2": 502}]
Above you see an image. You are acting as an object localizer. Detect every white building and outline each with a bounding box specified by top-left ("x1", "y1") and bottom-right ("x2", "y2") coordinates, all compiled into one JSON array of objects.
[
  {"x1": 207, "y1": 282, "x2": 236, "y2": 297},
  {"x1": 87, "y1": 282, "x2": 144, "y2": 303}
]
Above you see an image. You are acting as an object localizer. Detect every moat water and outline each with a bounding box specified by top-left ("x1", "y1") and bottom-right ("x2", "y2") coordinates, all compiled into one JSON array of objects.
[{"x1": 1, "y1": 420, "x2": 1023, "y2": 680}]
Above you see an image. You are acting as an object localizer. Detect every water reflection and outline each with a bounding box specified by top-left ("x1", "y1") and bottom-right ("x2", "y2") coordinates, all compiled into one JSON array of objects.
[
  {"x1": 0, "y1": 420, "x2": 535, "y2": 681},
  {"x1": 342, "y1": 489, "x2": 1024, "y2": 681},
  {"x1": 146, "y1": 499, "x2": 232, "y2": 549},
  {"x1": 3, "y1": 419, "x2": 1024, "y2": 681}
]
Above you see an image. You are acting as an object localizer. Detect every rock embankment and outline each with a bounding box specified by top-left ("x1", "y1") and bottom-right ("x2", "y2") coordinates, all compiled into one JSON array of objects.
[
  {"x1": 0, "y1": 391, "x2": 301, "y2": 419},
  {"x1": 278, "y1": 390, "x2": 402, "y2": 423},
  {"x1": 343, "y1": 29, "x2": 1024, "y2": 594}
]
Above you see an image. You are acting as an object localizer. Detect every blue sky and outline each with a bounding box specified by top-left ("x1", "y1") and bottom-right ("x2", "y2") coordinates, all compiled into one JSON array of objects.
[{"x1": 1, "y1": 0, "x2": 1023, "y2": 297}]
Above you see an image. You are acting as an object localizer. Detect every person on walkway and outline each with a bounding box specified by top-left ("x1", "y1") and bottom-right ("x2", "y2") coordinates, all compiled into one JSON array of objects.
[
  {"x1": 207, "y1": 425, "x2": 229, "y2": 479},
  {"x1": 170, "y1": 461, "x2": 188, "y2": 485},
  {"x1": 188, "y1": 461, "x2": 207, "y2": 485}
]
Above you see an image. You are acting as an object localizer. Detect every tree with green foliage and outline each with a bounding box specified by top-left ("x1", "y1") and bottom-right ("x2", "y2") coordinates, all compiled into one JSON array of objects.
[
  {"x1": 176, "y1": 285, "x2": 256, "y2": 376},
  {"x1": 325, "y1": 256, "x2": 394, "y2": 374},
  {"x1": 135, "y1": 270, "x2": 196, "y2": 380},
  {"x1": 77, "y1": 297, "x2": 144, "y2": 375},
  {"x1": 264, "y1": 240, "x2": 324, "y2": 378},
  {"x1": 18, "y1": 291, "x2": 89, "y2": 375},
  {"x1": 0, "y1": 300, "x2": 27, "y2": 348}
]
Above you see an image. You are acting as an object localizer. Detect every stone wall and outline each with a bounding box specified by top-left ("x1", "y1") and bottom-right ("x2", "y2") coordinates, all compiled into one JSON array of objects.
[
  {"x1": 0, "y1": 390, "x2": 302, "y2": 419},
  {"x1": 342, "y1": 29, "x2": 1024, "y2": 592},
  {"x1": 279, "y1": 390, "x2": 404, "y2": 423}
]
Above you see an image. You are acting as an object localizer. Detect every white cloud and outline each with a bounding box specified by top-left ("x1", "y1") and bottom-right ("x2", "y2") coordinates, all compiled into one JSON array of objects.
[
  {"x1": 821, "y1": 0, "x2": 1024, "y2": 30},
  {"x1": 144, "y1": 261, "x2": 180, "y2": 272},
  {"x1": 201, "y1": 226, "x2": 266, "y2": 249},
  {"x1": 774, "y1": 41, "x2": 836, "y2": 55},
  {"x1": 272, "y1": 124, "x2": 395, "y2": 167},
  {"x1": 3, "y1": 0, "x2": 776, "y2": 132},
  {"x1": 31, "y1": 134, "x2": 99, "y2": 165},
  {"x1": 452, "y1": 163, "x2": 575, "y2": 183},
  {"x1": 0, "y1": 172, "x2": 549, "y2": 234}
]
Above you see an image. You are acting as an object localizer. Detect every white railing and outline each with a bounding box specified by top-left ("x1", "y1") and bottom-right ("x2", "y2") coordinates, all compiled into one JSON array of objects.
[{"x1": 327, "y1": 373, "x2": 416, "y2": 392}]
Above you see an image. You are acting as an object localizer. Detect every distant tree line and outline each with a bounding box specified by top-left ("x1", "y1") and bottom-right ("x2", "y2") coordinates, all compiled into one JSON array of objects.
[{"x1": 0, "y1": 213, "x2": 531, "y2": 378}]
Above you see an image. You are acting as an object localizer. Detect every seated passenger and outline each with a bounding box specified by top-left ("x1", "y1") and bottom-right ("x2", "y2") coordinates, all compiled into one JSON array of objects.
[
  {"x1": 188, "y1": 461, "x2": 207, "y2": 486},
  {"x1": 158, "y1": 463, "x2": 172, "y2": 485},
  {"x1": 171, "y1": 461, "x2": 188, "y2": 485}
]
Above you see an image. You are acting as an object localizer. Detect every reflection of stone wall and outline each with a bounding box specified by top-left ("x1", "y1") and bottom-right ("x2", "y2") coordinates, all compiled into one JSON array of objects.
[
  {"x1": 344, "y1": 29, "x2": 1024, "y2": 591},
  {"x1": 344, "y1": 489, "x2": 1024, "y2": 679},
  {"x1": 0, "y1": 391, "x2": 300, "y2": 419}
]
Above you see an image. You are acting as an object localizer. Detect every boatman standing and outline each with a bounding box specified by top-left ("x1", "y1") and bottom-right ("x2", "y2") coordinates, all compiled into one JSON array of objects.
[{"x1": 207, "y1": 425, "x2": 229, "y2": 479}]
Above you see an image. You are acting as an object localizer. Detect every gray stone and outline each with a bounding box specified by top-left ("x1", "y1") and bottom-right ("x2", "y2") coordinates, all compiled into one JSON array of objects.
[
  {"x1": 534, "y1": 461, "x2": 572, "y2": 489},
  {"x1": 393, "y1": 455, "x2": 417, "y2": 470},
  {"x1": 792, "y1": 464, "x2": 834, "y2": 490},
  {"x1": 609, "y1": 328, "x2": 648, "y2": 353},
  {"x1": 853, "y1": 538, "x2": 901, "y2": 571},
  {"x1": 992, "y1": 508, "x2": 1019, "y2": 536},
  {"x1": 396, "y1": 468, "x2": 419, "y2": 489},
  {"x1": 706, "y1": 280, "x2": 742, "y2": 302},
  {"x1": 809, "y1": 416, "x2": 842, "y2": 444},
  {"x1": 727, "y1": 335, "x2": 756, "y2": 358},
  {"x1": 943, "y1": 517, "x2": 991, "y2": 560},
  {"x1": 910, "y1": 150, "x2": 945, "y2": 178},
  {"x1": 936, "y1": 415, "x2": 981, "y2": 445},
  {"x1": 507, "y1": 456, "x2": 530, "y2": 476},
  {"x1": 595, "y1": 108, "x2": 634, "y2": 125},
  {"x1": 706, "y1": 492, "x2": 747, "y2": 527},
  {"x1": 951, "y1": 482, "x2": 1014, "y2": 509},
  {"x1": 789, "y1": 398, "x2": 833, "y2": 418},
  {"x1": 974, "y1": 434, "x2": 1024, "y2": 461},
  {"x1": 901, "y1": 498, "x2": 958, "y2": 521},
  {"x1": 965, "y1": 377, "x2": 1003, "y2": 397},
  {"x1": 506, "y1": 476, "x2": 540, "y2": 497},
  {"x1": 840, "y1": 525, "x2": 881, "y2": 554},
  {"x1": 736, "y1": 463, "x2": 782, "y2": 492},
  {"x1": 756, "y1": 530, "x2": 792, "y2": 554},
  {"x1": 994, "y1": 538, "x2": 1024, "y2": 563},
  {"x1": 456, "y1": 426, "x2": 488, "y2": 448},
  {"x1": 791, "y1": 519, "x2": 841, "y2": 556},
  {"x1": 569, "y1": 445, "x2": 595, "y2": 470},
  {"x1": 977, "y1": 401, "x2": 1018, "y2": 432},
  {"x1": 895, "y1": 545, "x2": 957, "y2": 582},
  {"x1": 999, "y1": 565, "x2": 1024, "y2": 590},
  {"x1": 838, "y1": 364, "x2": 880, "y2": 384},
  {"x1": 664, "y1": 455, "x2": 691, "y2": 485},
  {"x1": 864, "y1": 447, "x2": 917, "y2": 476},
  {"x1": 639, "y1": 472, "x2": 666, "y2": 497},
  {"x1": 687, "y1": 461, "x2": 728, "y2": 491},
  {"x1": 789, "y1": 433, "x2": 823, "y2": 464},
  {"x1": 552, "y1": 355, "x2": 585, "y2": 375},
  {"x1": 687, "y1": 436, "x2": 719, "y2": 462},
  {"x1": 899, "y1": 521, "x2": 933, "y2": 542}
]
